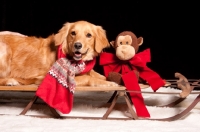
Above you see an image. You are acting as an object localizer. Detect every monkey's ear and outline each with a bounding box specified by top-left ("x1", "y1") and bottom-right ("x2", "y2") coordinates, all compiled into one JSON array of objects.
[
  {"x1": 110, "y1": 41, "x2": 115, "y2": 47},
  {"x1": 137, "y1": 37, "x2": 143, "y2": 46}
]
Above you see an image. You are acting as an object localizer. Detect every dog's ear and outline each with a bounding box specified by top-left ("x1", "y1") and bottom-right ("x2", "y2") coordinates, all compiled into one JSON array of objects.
[
  {"x1": 54, "y1": 22, "x2": 72, "y2": 54},
  {"x1": 94, "y1": 26, "x2": 110, "y2": 53}
]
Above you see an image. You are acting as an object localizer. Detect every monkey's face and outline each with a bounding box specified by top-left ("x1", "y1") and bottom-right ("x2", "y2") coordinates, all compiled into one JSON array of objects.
[{"x1": 115, "y1": 35, "x2": 135, "y2": 60}]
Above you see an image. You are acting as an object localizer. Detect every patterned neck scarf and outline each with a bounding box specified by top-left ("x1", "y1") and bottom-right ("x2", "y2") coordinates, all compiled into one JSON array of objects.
[
  {"x1": 36, "y1": 45, "x2": 96, "y2": 114},
  {"x1": 49, "y1": 58, "x2": 85, "y2": 93}
]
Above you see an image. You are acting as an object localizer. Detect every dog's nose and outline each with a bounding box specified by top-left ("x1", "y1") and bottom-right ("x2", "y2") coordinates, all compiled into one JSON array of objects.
[{"x1": 74, "y1": 42, "x2": 82, "y2": 49}]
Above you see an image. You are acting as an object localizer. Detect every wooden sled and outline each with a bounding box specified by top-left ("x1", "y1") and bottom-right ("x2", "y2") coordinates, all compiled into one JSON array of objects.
[{"x1": 0, "y1": 72, "x2": 200, "y2": 121}]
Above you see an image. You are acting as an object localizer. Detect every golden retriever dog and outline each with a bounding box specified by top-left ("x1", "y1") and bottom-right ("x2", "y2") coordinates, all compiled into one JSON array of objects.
[{"x1": 0, "y1": 20, "x2": 118, "y2": 87}]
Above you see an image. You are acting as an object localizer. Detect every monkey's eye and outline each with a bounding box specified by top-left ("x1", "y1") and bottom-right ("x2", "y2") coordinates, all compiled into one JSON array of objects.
[
  {"x1": 86, "y1": 33, "x2": 92, "y2": 38},
  {"x1": 71, "y1": 31, "x2": 76, "y2": 36},
  {"x1": 120, "y1": 42, "x2": 122, "y2": 45},
  {"x1": 126, "y1": 41, "x2": 129, "y2": 44}
]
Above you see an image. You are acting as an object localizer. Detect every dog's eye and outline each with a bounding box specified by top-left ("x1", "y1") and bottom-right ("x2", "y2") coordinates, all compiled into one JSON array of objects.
[
  {"x1": 71, "y1": 31, "x2": 76, "y2": 36},
  {"x1": 126, "y1": 41, "x2": 129, "y2": 44},
  {"x1": 120, "y1": 42, "x2": 122, "y2": 45},
  {"x1": 86, "y1": 33, "x2": 92, "y2": 38}
]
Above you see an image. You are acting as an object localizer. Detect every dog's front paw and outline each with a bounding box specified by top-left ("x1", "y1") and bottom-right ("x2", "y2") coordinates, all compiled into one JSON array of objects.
[
  {"x1": 91, "y1": 81, "x2": 119, "y2": 87},
  {"x1": 6, "y1": 79, "x2": 20, "y2": 86},
  {"x1": 107, "y1": 81, "x2": 119, "y2": 87}
]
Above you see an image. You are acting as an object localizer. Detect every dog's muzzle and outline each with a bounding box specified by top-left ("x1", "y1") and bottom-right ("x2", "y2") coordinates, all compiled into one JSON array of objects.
[{"x1": 73, "y1": 42, "x2": 88, "y2": 61}]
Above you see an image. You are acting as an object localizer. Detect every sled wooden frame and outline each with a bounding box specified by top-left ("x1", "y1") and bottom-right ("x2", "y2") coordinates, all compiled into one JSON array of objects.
[
  {"x1": 0, "y1": 83, "x2": 200, "y2": 121},
  {"x1": 0, "y1": 75, "x2": 200, "y2": 121},
  {"x1": 0, "y1": 85, "x2": 138, "y2": 120}
]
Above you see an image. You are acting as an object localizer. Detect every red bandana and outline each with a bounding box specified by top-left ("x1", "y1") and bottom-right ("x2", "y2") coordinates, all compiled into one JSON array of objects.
[
  {"x1": 36, "y1": 45, "x2": 96, "y2": 114},
  {"x1": 99, "y1": 48, "x2": 165, "y2": 117}
]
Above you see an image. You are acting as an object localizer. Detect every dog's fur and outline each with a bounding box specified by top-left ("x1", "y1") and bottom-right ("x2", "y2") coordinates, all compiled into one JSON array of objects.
[{"x1": 0, "y1": 21, "x2": 117, "y2": 86}]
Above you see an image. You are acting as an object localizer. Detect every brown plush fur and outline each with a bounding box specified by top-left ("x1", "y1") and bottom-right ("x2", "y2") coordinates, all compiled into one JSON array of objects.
[{"x1": 0, "y1": 20, "x2": 118, "y2": 87}]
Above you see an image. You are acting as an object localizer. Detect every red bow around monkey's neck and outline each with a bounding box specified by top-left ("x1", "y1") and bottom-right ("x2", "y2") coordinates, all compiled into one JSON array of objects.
[
  {"x1": 100, "y1": 48, "x2": 164, "y2": 91},
  {"x1": 100, "y1": 48, "x2": 165, "y2": 117}
]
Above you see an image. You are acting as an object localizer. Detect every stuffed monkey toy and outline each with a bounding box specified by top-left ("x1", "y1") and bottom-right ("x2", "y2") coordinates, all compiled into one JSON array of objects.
[
  {"x1": 108, "y1": 31, "x2": 143, "y2": 85},
  {"x1": 100, "y1": 31, "x2": 166, "y2": 117}
]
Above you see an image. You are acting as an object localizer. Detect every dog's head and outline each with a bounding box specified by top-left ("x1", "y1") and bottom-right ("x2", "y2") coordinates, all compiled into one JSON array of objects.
[{"x1": 54, "y1": 21, "x2": 109, "y2": 61}]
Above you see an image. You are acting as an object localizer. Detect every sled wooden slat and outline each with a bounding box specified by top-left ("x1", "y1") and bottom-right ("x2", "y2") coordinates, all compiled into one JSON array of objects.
[
  {"x1": 76, "y1": 86, "x2": 126, "y2": 91},
  {"x1": 0, "y1": 85, "x2": 38, "y2": 91},
  {"x1": 0, "y1": 85, "x2": 126, "y2": 92}
]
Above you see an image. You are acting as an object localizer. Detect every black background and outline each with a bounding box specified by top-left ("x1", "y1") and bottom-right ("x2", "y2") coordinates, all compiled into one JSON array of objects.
[{"x1": 0, "y1": 1, "x2": 199, "y2": 79}]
